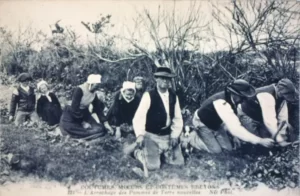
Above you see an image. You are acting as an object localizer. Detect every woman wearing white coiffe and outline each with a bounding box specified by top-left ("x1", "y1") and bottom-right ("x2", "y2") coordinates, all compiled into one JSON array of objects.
[
  {"x1": 59, "y1": 74, "x2": 113, "y2": 139},
  {"x1": 106, "y1": 81, "x2": 141, "y2": 140}
]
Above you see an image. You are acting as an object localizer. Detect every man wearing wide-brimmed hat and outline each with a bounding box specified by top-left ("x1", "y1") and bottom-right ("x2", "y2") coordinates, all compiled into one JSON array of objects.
[
  {"x1": 238, "y1": 78, "x2": 298, "y2": 146},
  {"x1": 192, "y1": 79, "x2": 275, "y2": 153},
  {"x1": 132, "y1": 67, "x2": 184, "y2": 170},
  {"x1": 9, "y1": 73, "x2": 39, "y2": 126}
]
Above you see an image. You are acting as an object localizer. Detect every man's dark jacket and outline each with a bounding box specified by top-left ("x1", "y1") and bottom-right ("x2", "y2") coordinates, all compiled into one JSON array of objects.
[{"x1": 10, "y1": 86, "x2": 36, "y2": 116}]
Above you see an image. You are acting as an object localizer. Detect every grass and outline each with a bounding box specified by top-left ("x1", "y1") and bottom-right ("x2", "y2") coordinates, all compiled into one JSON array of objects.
[
  {"x1": 0, "y1": 123, "x2": 298, "y2": 190},
  {"x1": 0, "y1": 83, "x2": 299, "y2": 190}
]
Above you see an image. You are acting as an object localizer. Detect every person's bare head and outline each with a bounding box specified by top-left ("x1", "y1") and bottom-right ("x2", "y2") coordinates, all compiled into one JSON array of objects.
[{"x1": 133, "y1": 76, "x2": 144, "y2": 90}]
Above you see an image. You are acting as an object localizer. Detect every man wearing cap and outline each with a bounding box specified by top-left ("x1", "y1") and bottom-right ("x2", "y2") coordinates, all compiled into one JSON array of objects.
[
  {"x1": 238, "y1": 78, "x2": 298, "y2": 146},
  {"x1": 106, "y1": 81, "x2": 141, "y2": 140},
  {"x1": 192, "y1": 79, "x2": 275, "y2": 153},
  {"x1": 9, "y1": 73, "x2": 39, "y2": 126},
  {"x1": 132, "y1": 67, "x2": 184, "y2": 170},
  {"x1": 59, "y1": 74, "x2": 113, "y2": 139}
]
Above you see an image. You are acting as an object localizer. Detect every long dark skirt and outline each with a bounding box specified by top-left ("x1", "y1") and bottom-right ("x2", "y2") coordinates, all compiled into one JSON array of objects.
[
  {"x1": 59, "y1": 106, "x2": 106, "y2": 139},
  {"x1": 39, "y1": 103, "x2": 62, "y2": 126}
]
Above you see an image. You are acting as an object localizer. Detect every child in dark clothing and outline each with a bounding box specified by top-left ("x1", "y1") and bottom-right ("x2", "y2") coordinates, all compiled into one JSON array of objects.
[
  {"x1": 36, "y1": 80, "x2": 62, "y2": 126},
  {"x1": 106, "y1": 81, "x2": 141, "y2": 140},
  {"x1": 9, "y1": 73, "x2": 39, "y2": 126}
]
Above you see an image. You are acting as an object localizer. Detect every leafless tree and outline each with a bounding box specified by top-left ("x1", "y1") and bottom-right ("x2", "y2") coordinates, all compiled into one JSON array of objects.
[
  {"x1": 125, "y1": 1, "x2": 209, "y2": 71},
  {"x1": 0, "y1": 26, "x2": 46, "y2": 74},
  {"x1": 211, "y1": 0, "x2": 300, "y2": 79},
  {"x1": 51, "y1": 20, "x2": 64, "y2": 34},
  {"x1": 81, "y1": 14, "x2": 123, "y2": 63},
  {"x1": 86, "y1": 1, "x2": 210, "y2": 98}
]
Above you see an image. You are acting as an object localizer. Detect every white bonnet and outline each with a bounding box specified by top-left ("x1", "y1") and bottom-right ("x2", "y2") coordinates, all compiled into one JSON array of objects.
[
  {"x1": 121, "y1": 81, "x2": 136, "y2": 92},
  {"x1": 37, "y1": 80, "x2": 48, "y2": 91},
  {"x1": 87, "y1": 74, "x2": 102, "y2": 84}
]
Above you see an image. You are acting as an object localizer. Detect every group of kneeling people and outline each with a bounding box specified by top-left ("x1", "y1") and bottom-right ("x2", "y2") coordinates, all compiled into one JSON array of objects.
[{"x1": 9, "y1": 67, "x2": 298, "y2": 171}]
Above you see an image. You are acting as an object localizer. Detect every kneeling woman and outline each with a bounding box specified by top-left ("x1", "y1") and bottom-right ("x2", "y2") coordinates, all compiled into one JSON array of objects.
[
  {"x1": 59, "y1": 74, "x2": 113, "y2": 139},
  {"x1": 106, "y1": 81, "x2": 141, "y2": 139}
]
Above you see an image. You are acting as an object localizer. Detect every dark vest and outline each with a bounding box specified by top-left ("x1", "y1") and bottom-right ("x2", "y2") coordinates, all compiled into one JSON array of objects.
[
  {"x1": 145, "y1": 88, "x2": 176, "y2": 135},
  {"x1": 241, "y1": 84, "x2": 284, "y2": 122},
  {"x1": 197, "y1": 91, "x2": 236, "y2": 130}
]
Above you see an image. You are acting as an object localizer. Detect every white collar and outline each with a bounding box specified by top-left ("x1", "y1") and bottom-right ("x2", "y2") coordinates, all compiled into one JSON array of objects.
[
  {"x1": 20, "y1": 84, "x2": 30, "y2": 91},
  {"x1": 43, "y1": 92, "x2": 52, "y2": 102},
  {"x1": 121, "y1": 91, "x2": 135, "y2": 103},
  {"x1": 230, "y1": 96, "x2": 237, "y2": 107},
  {"x1": 158, "y1": 90, "x2": 169, "y2": 96},
  {"x1": 274, "y1": 84, "x2": 279, "y2": 99},
  {"x1": 41, "y1": 91, "x2": 50, "y2": 96}
]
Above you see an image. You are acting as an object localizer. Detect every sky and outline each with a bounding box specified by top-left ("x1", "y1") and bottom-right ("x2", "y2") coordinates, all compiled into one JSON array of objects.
[
  {"x1": 0, "y1": 0, "x2": 218, "y2": 31},
  {"x1": 0, "y1": 0, "x2": 298, "y2": 53},
  {"x1": 0, "y1": 0, "x2": 235, "y2": 52}
]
